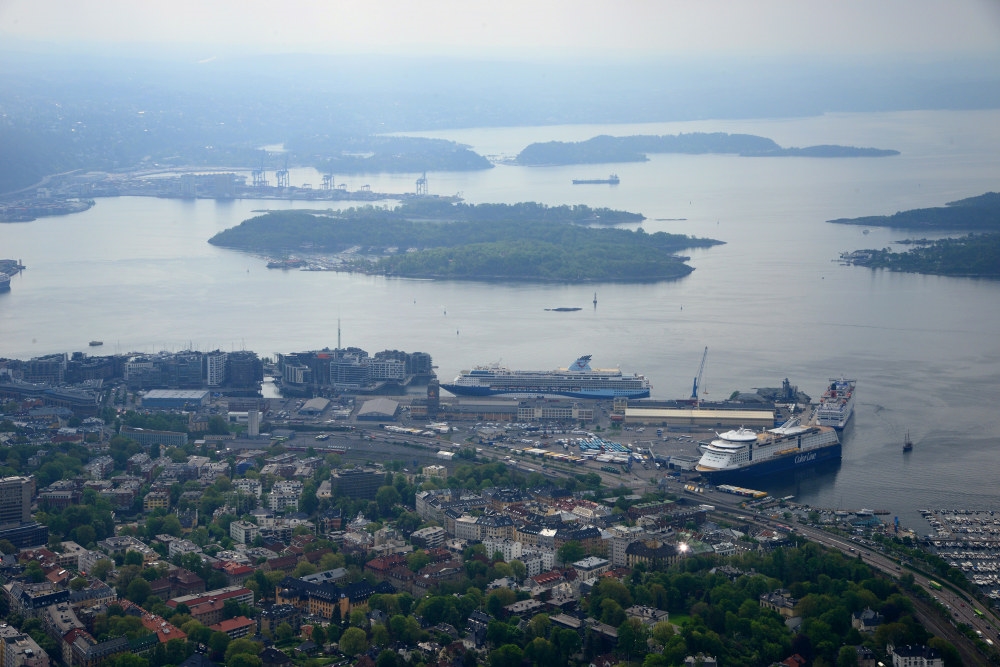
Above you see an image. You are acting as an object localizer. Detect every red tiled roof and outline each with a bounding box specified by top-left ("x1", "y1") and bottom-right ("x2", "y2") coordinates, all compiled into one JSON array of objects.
[
  {"x1": 530, "y1": 571, "x2": 563, "y2": 585},
  {"x1": 222, "y1": 562, "x2": 255, "y2": 575},
  {"x1": 188, "y1": 599, "x2": 225, "y2": 617},
  {"x1": 266, "y1": 555, "x2": 300, "y2": 571},
  {"x1": 116, "y1": 599, "x2": 188, "y2": 643},
  {"x1": 209, "y1": 616, "x2": 255, "y2": 634}
]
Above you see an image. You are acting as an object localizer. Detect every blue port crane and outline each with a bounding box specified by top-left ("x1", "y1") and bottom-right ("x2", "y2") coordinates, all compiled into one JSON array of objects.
[{"x1": 691, "y1": 346, "x2": 709, "y2": 400}]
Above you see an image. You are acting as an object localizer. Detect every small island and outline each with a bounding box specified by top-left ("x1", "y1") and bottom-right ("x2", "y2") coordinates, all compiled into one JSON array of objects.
[
  {"x1": 840, "y1": 233, "x2": 1000, "y2": 277},
  {"x1": 514, "y1": 132, "x2": 899, "y2": 166},
  {"x1": 208, "y1": 200, "x2": 722, "y2": 282},
  {"x1": 834, "y1": 192, "x2": 1000, "y2": 277}
]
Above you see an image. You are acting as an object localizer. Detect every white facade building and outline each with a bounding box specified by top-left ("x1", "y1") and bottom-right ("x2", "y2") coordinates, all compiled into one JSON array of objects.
[
  {"x1": 206, "y1": 352, "x2": 227, "y2": 387},
  {"x1": 230, "y1": 521, "x2": 260, "y2": 545},
  {"x1": 233, "y1": 478, "x2": 263, "y2": 499}
]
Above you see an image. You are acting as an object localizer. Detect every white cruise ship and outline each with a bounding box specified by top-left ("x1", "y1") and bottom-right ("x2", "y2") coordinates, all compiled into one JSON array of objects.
[
  {"x1": 695, "y1": 417, "x2": 841, "y2": 483},
  {"x1": 441, "y1": 355, "x2": 650, "y2": 399},
  {"x1": 814, "y1": 378, "x2": 856, "y2": 430}
]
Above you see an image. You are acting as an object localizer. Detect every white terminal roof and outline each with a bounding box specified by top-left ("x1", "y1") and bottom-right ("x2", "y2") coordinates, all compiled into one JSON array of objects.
[
  {"x1": 358, "y1": 398, "x2": 399, "y2": 417},
  {"x1": 143, "y1": 389, "x2": 210, "y2": 400},
  {"x1": 625, "y1": 408, "x2": 773, "y2": 420}
]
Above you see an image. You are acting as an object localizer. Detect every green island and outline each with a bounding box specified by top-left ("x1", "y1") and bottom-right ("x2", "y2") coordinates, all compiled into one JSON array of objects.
[
  {"x1": 208, "y1": 200, "x2": 721, "y2": 282},
  {"x1": 828, "y1": 192, "x2": 1000, "y2": 230},
  {"x1": 840, "y1": 233, "x2": 1000, "y2": 277},
  {"x1": 514, "y1": 133, "x2": 899, "y2": 166},
  {"x1": 833, "y1": 193, "x2": 1000, "y2": 277}
]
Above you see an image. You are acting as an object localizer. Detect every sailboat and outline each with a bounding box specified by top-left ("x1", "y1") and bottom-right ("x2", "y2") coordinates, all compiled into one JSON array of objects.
[{"x1": 903, "y1": 431, "x2": 913, "y2": 452}]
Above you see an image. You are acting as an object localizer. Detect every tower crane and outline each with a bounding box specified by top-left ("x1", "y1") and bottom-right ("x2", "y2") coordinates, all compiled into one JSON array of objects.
[{"x1": 691, "y1": 346, "x2": 708, "y2": 401}]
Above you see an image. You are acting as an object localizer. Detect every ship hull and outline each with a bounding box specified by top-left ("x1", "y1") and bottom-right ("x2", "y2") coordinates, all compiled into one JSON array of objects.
[
  {"x1": 441, "y1": 384, "x2": 649, "y2": 399},
  {"x1": 698, "y1": 442, "x2": 842, "y2": 484},
  {"x1": 443, "y1": 355, "x2": 650, "y2": 400}
]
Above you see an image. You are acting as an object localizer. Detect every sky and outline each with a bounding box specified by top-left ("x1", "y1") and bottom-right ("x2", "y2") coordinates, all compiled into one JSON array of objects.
[{"x1": 2, "y1": 0, "x2": 999, "y2": 60}]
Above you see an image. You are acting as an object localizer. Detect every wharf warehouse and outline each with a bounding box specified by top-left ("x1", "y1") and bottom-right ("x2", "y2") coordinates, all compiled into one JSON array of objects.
[
  {"x1": 299, "y1": 397, "x2": 330, "y2": 415},
  {"x1": 357, "y1": 398, "x2": 399, "y2": 421},
  {"x1": 624, "y1": 406, "x2": 774, "y2": 429},
  {"x1": 140, "y1": 389, "x2": 210, "y2": 410}
]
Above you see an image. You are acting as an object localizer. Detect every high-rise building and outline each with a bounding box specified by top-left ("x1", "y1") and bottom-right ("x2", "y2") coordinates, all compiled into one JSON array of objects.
[
  {"x1": 329, "y1": 469, "x2": 384, "y2": 501},
  {"x1": 169, "y1": 352, "x2": 204, "y2": 388},
  {"x1": 227, "y1": 351, "x2": 263, "y2": 388},
  {"x1": 205, "y1": 351, "x2": 227, "y2": 387},
  {"x1": 23, "y1": 354, "x2": 67, "y2": 384},
  {"x1": 0, "y1": 477, "x2": 33, "y2": 531}
]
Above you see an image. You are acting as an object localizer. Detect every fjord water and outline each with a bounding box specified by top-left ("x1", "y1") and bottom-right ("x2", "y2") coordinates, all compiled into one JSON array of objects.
[{"x1": 3, "y1": 109, "x2": 1000, "y2": 530}]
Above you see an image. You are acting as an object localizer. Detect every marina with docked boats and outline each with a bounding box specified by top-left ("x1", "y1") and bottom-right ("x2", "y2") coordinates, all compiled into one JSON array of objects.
[{"x1": 921, "y1": 509, "x2": 1000, "y2": 602}]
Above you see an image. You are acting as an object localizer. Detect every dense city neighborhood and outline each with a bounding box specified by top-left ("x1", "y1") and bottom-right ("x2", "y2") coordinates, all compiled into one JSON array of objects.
[{"x1": 0, "y1": 348, "x2": 982, "y2": 667}]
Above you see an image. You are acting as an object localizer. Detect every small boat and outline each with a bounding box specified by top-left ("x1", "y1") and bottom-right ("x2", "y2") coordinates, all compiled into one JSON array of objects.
[
  {"x1": 903, "y1": 431, "x2": 913, "y2": 452},
  {"x1": 89, "y1": 340, "x2": 104, "y2": 347},
  {"x1": 545, "y1": 307, "x2": 582, "y2": 312}
]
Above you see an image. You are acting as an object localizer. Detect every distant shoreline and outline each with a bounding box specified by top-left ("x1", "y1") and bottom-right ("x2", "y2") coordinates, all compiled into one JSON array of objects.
[{"x1": 515, "y1": 132, "x2": 899, "y2": 166}]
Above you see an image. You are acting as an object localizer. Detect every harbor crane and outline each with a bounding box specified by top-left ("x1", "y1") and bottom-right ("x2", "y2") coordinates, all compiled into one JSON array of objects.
[
  {"x1": 275, "y1": 155, "x2": 290, "y2": 188},
  {"x1": 691, "y1": 346, "x2": 708, "y2": 401}
]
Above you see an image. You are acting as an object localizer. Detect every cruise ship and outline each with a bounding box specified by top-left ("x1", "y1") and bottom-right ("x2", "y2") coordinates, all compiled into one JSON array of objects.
[
  {"x1": 695, "y1": 417, "x2": 841, "y2": 483},
  {"x1": 441, "y1": 355, "x2": 650, "y2": 399},
  {"x1": 814, "y1": 378, "x2": 856, "y2": 430}
]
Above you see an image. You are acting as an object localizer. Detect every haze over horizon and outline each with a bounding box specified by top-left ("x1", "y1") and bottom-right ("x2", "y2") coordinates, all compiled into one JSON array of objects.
[
  {"x1": 2, "y1": 1, "x2": 1000, "y2": 194},
  {"x1": 2, "y1": 0, "x2": 1000, "y2": 60}
]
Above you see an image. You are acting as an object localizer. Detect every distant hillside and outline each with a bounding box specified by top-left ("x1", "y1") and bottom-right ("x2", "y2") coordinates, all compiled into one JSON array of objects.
[
  {"x1": 829, "y1": 192, "x2": 1000, "y2": 230},
  {"x1": 514, "y1": 132, "x2": 899, "y2": 166}
]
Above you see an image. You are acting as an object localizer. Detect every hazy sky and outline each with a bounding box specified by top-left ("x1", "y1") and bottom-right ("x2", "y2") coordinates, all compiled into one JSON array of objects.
[{"x1": 2, "y1": 0, "x2": 999, "y2": 60}]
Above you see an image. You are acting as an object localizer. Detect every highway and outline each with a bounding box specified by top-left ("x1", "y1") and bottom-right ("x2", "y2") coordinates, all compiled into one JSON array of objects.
[{"x1": 700, "y1": 488, "x2": 996, "y2": 666}]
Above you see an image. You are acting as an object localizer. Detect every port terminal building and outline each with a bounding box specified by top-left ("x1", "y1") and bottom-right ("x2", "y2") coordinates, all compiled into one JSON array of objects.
[
  {"x1": 624, "y1": 406, "x2": 774, "y2": 430},
  {"x1": 420, "y1": 399, "x2": 595, "y2": 423},
  {"x1": 140, "y1": 389, "x2": 210, "y2": 410}
]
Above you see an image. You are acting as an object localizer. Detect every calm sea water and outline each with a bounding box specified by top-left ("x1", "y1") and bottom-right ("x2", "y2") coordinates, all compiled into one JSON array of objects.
[{"x1": 2, "y1": 109, "x2": 1000, "y2": 530}]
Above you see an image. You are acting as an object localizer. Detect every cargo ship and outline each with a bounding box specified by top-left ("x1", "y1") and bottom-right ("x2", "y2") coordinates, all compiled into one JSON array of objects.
[
  {"x1": 441, "y1": 354, "x2": 650, "y2": 399},
  {"x1": 695, "y1": 417, "x2": 841, "y2": 483},
  {"x1": 814, "y1": 378, "x2": 856, "y2": 430},
  {"x1": 572, "y1": 174, "x2": 620, "y2": 185}
]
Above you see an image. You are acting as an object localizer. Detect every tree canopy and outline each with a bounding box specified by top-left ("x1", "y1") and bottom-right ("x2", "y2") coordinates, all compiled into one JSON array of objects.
[{"x1": 208, "y1": 202, "x2": 721, "y2": 283}]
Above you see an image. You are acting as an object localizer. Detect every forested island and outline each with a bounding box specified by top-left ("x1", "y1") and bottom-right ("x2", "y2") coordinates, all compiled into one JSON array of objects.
[
  {"x1": 295, "y1": 135, "x2": 493, "y2": 174},
  {"x1": 840, "y1": 233, "x2": 1000, "y2": 277},
  {"x1": 514, "y1": 133, "x2": 899, "y2": 166},
  {"x1": 208, "y1": 200, "x2": 720, "y2": 282},
  {"x1": 833, "y1": 193, "x2": 1000, "y2": 277},
  {"x1": 828, "y1": 192, "x2": 1000, "y2": 230}
]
